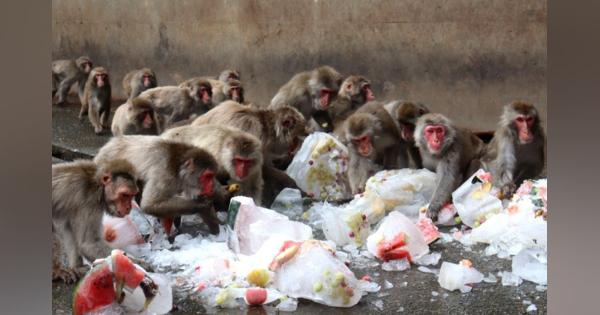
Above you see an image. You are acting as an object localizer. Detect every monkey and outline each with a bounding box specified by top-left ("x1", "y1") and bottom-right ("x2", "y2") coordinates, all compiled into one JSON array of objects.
[
  {"x1": 180, "y1": 78, "x2": 243, "y2": 105},
  {"x1": 192, "y1": 100, "x2": 307, "y2": 165},
  {"x1": 93, "y1": 136, "x2": 222, "y2": 235},
  {"x1": 414, "y1": 113, "x2": 485, "y2": 221},
  {"x1": 217, "y1": 69, "x2": 241, "y2": 82},
  {"x1": 52, "y1": 159, "x2": 139, "y2": 283},
  {"x1": 384, "y1": 100, "x2": 431, "y2": 168},
  {"x1": 269, "y1": 66, "x2": 343, "y2": 129},
  {"x1": 138, "y1": 85, "x2": 211, "y2": 129},
  {"x1": 313, "y1": 75, "x2": 375, "y2": 132},
  {"x1": 111, "y1": 97, "x2": 161, "y2": 136},
  {"x1": 481, "y1": 101, "x2": 546, "y2": 197},
  {"x1": 122, "y1": 68, "x2": 157, "y2": 100},
  {"x1": 340, "y1": 101, "x2": 406, "y2": 195},
  {"x1": 162, "y1": 124, "x2": 264, "y2": 205},
  {"x1": 80, "y1": 67, "x2": 111, "y2": 134},
  {"x1": 52, "y1": 56, "x2": 93, "y2": 105}
]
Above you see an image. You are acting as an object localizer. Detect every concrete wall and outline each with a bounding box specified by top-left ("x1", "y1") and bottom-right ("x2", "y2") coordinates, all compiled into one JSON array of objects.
[{"x1": 52, "y1": 0, "x2": 547, "y2": 131}]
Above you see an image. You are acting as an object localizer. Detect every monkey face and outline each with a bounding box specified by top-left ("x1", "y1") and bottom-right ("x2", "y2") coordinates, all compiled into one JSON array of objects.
[
  {"x1": 94, "y1": 72, "x2": 108, "y2": 87},
  {"x1": 315, "y1": 88, "x2": 336, "y2": 110},
  {"x1": 361, "y1": 82, "x2": 375, "y2": 102},
  {"x1": 102, "y1": 176, "x2": 139, "y2": 217},
  {"x1": 142, "y1": 74, "x2": 154, "y2": 88},
  {"x1": 424, "y1": 124, "x2": 446, "y2": 153},
  {"x1": 232, "y1": 156, "x2": 254, "y2": 179},
  {"x1": 351, "y1": 134, "x2": 374, "y2": 157},
  {"x1": 198, "y1": 169, "x2": 215, "y2": 197},
  {"x1": 181, "y1": 158, "x2": 217, "y2": 200},
  {"x1": 82, "y1": 62, "x2": 92, "y2": 74},
  {"x1": 138, "y1": 111, "x2": 155, "y2": 129},
  {"x1": 199, "y1": 85, "x2": 213, "y2": 105},
  {"x1": 513, "y1": 115, "x2": 535, "y2": 144},
  {"x1": 229, "y1": 86, "x2": 243, "y2": 103}
]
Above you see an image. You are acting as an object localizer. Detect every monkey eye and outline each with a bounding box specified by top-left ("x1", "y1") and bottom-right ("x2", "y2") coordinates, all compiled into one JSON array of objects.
[
  {"x1": 525, "y1": 117, "x2": 534, "y2": 124},
  {"x1": 362, "y1": 84, "x2": 371, "y2": 90},
  {"x1": 515, "y1": 116, "x2": 525, "y2": 123}
]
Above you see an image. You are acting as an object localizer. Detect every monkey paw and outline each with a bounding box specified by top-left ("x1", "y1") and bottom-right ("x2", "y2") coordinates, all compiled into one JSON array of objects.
[
  {"x1": 500, "y1": 184, "x2": 516, "y2": 199},
  {"x1": 52, "y1": 267, "x2": 80, "y2": 284}
]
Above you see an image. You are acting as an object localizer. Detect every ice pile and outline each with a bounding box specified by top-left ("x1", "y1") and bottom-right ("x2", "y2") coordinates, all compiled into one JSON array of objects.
[
  {"x1": 437, "y1": 260, "x2": 484, "y2": 293},
  {"x1": 452, "y1": 169, "x2": 503, "y2": 228},
  {"x1": 286, "y1": 132, "x2": 352, "y2": 201}
]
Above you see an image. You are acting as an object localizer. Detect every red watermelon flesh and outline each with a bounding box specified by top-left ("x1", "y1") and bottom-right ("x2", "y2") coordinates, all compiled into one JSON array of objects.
[
  {"x1": 416, "y1": 218, "x2": 440, "y2": 244},
  {"x1": 112, "y1": 250, "x2": 146, "y2": 289},
  {"x1": 73, "y1": 262, "x2": 116, "y2": 315}
]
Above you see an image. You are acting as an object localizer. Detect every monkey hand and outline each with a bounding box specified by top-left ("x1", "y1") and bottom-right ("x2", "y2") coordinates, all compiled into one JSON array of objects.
[
  {"x1": 52, "y1": 267, "x2": 80, "y2": 284},
  {"x1": 499, "y1": 183, "x2": 516, "y2": 199},
  {"x1": 426, "y1": 203, "x2": 443, "y2": 222}
]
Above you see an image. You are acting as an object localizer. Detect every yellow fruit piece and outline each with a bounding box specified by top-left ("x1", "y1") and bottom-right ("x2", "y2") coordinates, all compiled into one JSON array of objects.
[
  {"x1": 334, "y1": 272, "x2": 345, "y2": 284},
  {"x1": 215, "y1": 289, "x2": 229, "y2": 305},
  {"x1": 247, "y1": 269, "x2": 270, "y2": 287},
  {"x1": 313, "y1": 282, "x2": 323, "y2": 292},
  {"x1": 227, "y1": 183, "x2": 240, "y2": 193},
  {"x1": 482, "y1": 182, "x2": 492, "y2": 193}
]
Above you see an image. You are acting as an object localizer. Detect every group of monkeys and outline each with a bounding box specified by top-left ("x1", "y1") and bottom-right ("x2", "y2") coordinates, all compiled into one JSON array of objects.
[{"x1": 51, "y1": 56, "x2": 546, "y2": 284}]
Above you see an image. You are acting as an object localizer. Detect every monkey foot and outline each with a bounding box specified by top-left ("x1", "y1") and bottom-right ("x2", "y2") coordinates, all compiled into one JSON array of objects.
[{"x1": 52, "y1": 267, "x2": 80, "y2": 284}]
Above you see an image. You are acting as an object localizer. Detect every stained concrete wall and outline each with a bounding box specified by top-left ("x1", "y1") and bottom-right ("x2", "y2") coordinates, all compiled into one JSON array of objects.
[{"x1": 52, "y1": 0, "x2": 547, "y2": 131}]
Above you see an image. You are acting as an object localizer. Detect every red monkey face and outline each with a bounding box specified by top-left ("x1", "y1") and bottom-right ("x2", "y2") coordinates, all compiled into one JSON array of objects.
[
  {"x1": 199, "y1": 86, "x2": 212, "y2": 104},
  {"x1": 233, "y1": 156, "x2": 254, "y2": 179},
  {"x1": 142, "y1": 74, "x2": 153, "y2": 87},
  {"x1": 424, "y1": 125, "x2": 445, "y2": 153},
  {"x1": 198, "y1": 169, "x2": 215, "y2": 197},
  {"x1": 318, "y1": 88, "x2": 335, "y2": 109},
  {"x1": 514, "y1": 115, "x2": 534, "y2": 144},
  {"x1": 230, "y1": 87, "x2": 241, "y2": 102},
  {"x1": 352, "y1": 134, "x2": 373, "y2": 157},
  {"x1": 103, "y1": 176, "x2": 138, "y2": 217},
  {"x1": 362, "y1": 84, "x2": 375, "y2": 101},
  {"x1": 141, "y1": 112, "x2": 154, "y2": 129},
  {"x1": 95, "y1": 73, "x2": 107, "y2": 87}
]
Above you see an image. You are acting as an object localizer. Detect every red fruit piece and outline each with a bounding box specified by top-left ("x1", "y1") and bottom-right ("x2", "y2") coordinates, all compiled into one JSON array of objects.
[
  {"x1": 380, "y1": 248, "x2": 412, "y2": 262},
  {"x1": 112, "y1": 250, "x2": 145, "y2": 289},
  {"x1": 245, "y1": 288, "x2": 267, "y2": 305},
  {"x1": 73, "y1": 263, "x2": 116, "y2": 315}
]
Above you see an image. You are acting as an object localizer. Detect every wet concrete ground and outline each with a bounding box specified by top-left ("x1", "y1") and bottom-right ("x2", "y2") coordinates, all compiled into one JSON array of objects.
[{"x1": 52, "y1": 103, "x2": 547, "y2": 314}]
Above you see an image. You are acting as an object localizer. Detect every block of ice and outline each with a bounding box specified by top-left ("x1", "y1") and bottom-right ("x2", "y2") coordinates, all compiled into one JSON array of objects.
[
  {"x1": 366, "y1": 211, "x2": 429, "y2": 262},
  {"x1": 102, "y1": 213, "x2": 145, "y2": 250},
  {"x1": 452, "y1": 169, "x2": 503, "y2": 228},
  {"x1": 512, "y1": 249, "x2": 547, "y2": 285},
  {"x1": 437, "y1": 261, "x2": 484, "y2": 292}
]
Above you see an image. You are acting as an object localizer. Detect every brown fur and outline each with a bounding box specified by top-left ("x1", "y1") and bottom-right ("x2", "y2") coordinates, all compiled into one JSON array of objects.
[
  {"x1": 111, "y1": 97, "x2": 161, "y2": 136},
  {"x1": 384, "y1": 100, "x2": 430, "y2": 168},
  {"x1": 122, "y1": 68, "x2": 157, "y2": 100},
  {"x1": 138, "y1": 86, "x2": 211, "y2": 129},
  {"x1": 79, "y1": 67, "x2": 111, "y2": 134},
  {"x1": 52, "y1": 56, "x2": 93, "y2": 105}
]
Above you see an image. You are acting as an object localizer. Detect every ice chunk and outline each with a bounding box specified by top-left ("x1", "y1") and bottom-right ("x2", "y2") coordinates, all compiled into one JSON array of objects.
[
  {"x1": 483, "y1": 273, "x2": 498, "y2": 283},
  {"x1": 366, "y1": 211, "x2": 429, "y2": 262},
  {"x1": 86, "y1": 303, "x2": 125, "y2": 315},
  {"x1": 431, "y1": 291, "x2": 439, "y2": 296},
  {"x1": 535, "y1": 285, "x2": 547, "y2": 292},
  {"x1": 229, "y1": 196, "x2": 312, "y2": 255},
  {"x1": 383, "y1": 280, "x2": 394, "y2": 289},
  {"x1": 277, "y1": 296, "x2": 298, "y2": 312},
  {"x1": 417, "y1": 266, "x2": 439, "y2": 275},
  {"x1": 272, "y1": 240, "x2": 364, "y2": 307},
  {"x1": 382, "y1": 258, "x2": 410, "y2": 271},
  {"x1": 452, "y1": 169, "x2": 503, "y2": 228},
  {"x1": 397, "y1": 306, "x2": 405, "y2": 312},
  {"x1": 512, "y1": 249, "x2": 547, "y2": 285},
  {"x1": 414, "y1": 252, "x2": 441, "y2": 266},
  {"x1": 129, "y1": 205, "x2": 159, "y2": 237},
  {"x1": 358, "y1": 280, "x2": 381, "y2": 293},
  {"x1": 270, "y1": 188, "x2": 304, "y2": 218},
  {"x1": 500, "y1": 271, "x2": 522, "y2": 286},
  {"x1": 286, "y1": 132, "x2": 352, "y2": 201},
  {"x1": 317, "y1": 201, "x2": 371, "y2": 247},
  {"x1": 103, "y1": 213, "x2": 145, "y2": 250},
  {"x1": 522, "y1": 300, "x2": 532, "y2": 305},
  {"x1": 526, "y1": 304, "x2": 537, "y2": 312},
  {"x1": 372, "y1": 299, "x2": 384, "y2": 311},
  {"x1": 437, "y1": 261, "x2": 484, "y2": 292}
]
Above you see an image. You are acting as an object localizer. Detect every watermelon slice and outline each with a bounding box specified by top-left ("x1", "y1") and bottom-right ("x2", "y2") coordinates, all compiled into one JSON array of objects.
[
  {"x1": 72, "y1": 262, "x2": 116, "y2": 315},
  {"x1": 376, "y1": 233, "x2": 413, "y2": 262},
  {"x1": 416, "y1": 218, "x2": 440, "y2": 244},
  {"x1": 111, "y1": 250, "x2": 146, "y2": 289}
]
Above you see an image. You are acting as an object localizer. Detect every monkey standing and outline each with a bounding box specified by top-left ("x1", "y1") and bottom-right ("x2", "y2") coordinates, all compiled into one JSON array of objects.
[
  {"x1": 52, "y1": 159, "x2": 139, "y2": 283},
  {"x1": 111, "y1": 97, "x2": 161, "y2": 136},
  {"x1": 414, "y1": 113, "x2": 484, "y2": 220},
  {"x1": 122, "y1": 68, "x2": 157, "y2": 100},
  {"x1": 80, "y1": 67, "x2": 111, "y2": 134},
  {"x1": 384, "y1": 100, "x2": 431, "y2": 168},
  {"x1": 162, "y1": 124, "x2": 264, "y2": 205},
  {"x1": 482, "y1": 101, "x2": 546, "y2": 196},
  {"x1": 340, "y1": 101, "x2": 406, "y2": 195},
  {"x1": 269, "y1": 66, "x2": 343, "y2": 130},
  {"x1": 138, "y1": 85, "x2": 211, "y2": 129},
  {"x1": 52, "y1": 56, "x2": 93, "y2": 105},
  {"x1": 94, "y1": 136, "x2": 222, "y2": 235},
  {"x1": 314, "y1": 75, "x2": 375, "y2": 132}
]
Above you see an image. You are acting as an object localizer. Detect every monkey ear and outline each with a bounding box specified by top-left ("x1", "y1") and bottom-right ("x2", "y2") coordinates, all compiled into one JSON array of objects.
[
  {"x1": 184, "y1": 158, "x2": 195, "y2": 171},
  {"x1": 101, "y1": 173, "x2": 112, "y2": 185},
  {"x1": 282, "y1": 119, "x2": 292, "y2": 128}
]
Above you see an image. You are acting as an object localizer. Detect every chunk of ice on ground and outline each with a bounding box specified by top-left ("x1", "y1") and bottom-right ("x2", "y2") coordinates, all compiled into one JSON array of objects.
[
  {"x1": 431, "y1": 291, "x2": 439, "y2": 296},
  {"x1": 397, "y1": 306, "x2": 405, "y2": 312},
  {"x1": 414, "y1": 252, "x2": 441, "y2": 266},
  {"x1": 500, "y1": 271, "x2": 522, "y2": 286},
  {"x1": 437, "y1": 261, "x2": 484, "y2": 292},
  {"x1": 523, "y1": 300, "x2": 532, "y2": 305},
  {"x1": 277, "y1": 297, "x2": 298, "y2": 312},
  {"x1": 401, "y1": 282, "x2": 408, "y2": 287},
  {"x1": 372, "y1": 299, "x2": 384, "y2": 311},
  {"x1": 383, "y1": 280, "x2": 394, "y2": 289},
  {"x1": 359, "y1": 280, "x2": 382, "y2": 293},
  {"x1": 418, "y1": 266, "x2": 439, "y2": 275},
  {"x1": 526, "y1": 304, "x2": 537, "y2": 312},
  {"x1": 382, "y1": 258, "x2": 411, "y2": 271},
  {"x1": 483, "y1": 273, "x2": 498, "y2": 283},
  {"x1": 535, "y1": 285, "x2": 547, "y2": 292},
  {"x1": 512, "y1": 249, "x2": 547, "y2": 285}
]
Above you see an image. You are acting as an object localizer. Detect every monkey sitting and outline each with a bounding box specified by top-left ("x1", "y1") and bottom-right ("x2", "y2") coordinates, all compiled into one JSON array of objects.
[{"x1": 52, "y1": 159, "x2": 139, "y2": 283}]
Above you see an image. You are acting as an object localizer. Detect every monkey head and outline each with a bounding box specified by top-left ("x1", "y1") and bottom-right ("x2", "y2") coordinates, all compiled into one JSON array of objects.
[
  {"x1": 97, "y1": 160, "x2": 139, "y2": 217},
  {"x1": 130, "y1": 98, "x2": 157, "y2": 131},
  {"x1": 345, "y1": 113, "x2": 379, "y2": 158},
  {"x1": 225, "y1": 80, "x2": 244, "y2": 103},
  {"x1": 502, "y1": 101, "x2": 540, "y2": 145},
  {"x1": 396, "y1": 101, "x2": 430, "y2": 142},
  {"x1": 218, "y1": 69, "x2": 240, "y2": 82},
  {"x1": 76, "y1": 56, "x2": 93, "y2": 74},
  {"x1": 309, "y1": 66, "x2": 343, "y2": 111},
  {"x1": 140, "y1": 69, "x2": 157, "y2": 88},
  {"x1": 340, "y1": 75, "x2": 376, "y2": 106},
  {"x1": 273, "y1": 105, "x2": 307, "y2": 157},
  {"x1": 177, "y1": 146, "x2": 219, "y2": 200},
  {"x1": 90, "y1": 67, "x2": 110, "y2": 88},
  {"x1": 188, "y1": 79, "x2": 213, "y2": 106},
  {"x1": 222, "y1": 132, "x2": 263, "y2": 181},
  {"x1": 415, "y1": 113, "x2": 456, "y2": 156}
]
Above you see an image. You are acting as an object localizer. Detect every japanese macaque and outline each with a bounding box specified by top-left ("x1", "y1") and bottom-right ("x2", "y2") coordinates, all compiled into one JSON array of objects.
[
  {"x1": 314, "y1": 75, "x2": 375, "y2": 132},
  {"x1": 180, "y1": 78, "x2": 243, "y2": 105},
  {"x1": 111, "y1": 97, "x2": 161, "y2": 136},
  {"x1": 122, "y1": 68, "x2": 157, "y2": 100},
  {"x1": 415, "y1": 113, "x2": 484, "y2": 220},
  {"x1": 482, "y1": 101, "x2": 546, "y2": 196},
  {"x1": 94, "y1": 136, "x2": 222, "y2": 235},
  {"x1": 193, "y1": 101, "x2": 307, "y2": 164},
  {"x1": 80, "y1": 67, "x2": 111, "y2": 134},
  {"x1": 384, "y1": 100, "x2": 431, "y2": 168},
  {"x1": 52, "y1": 159, "x2": 139, "y2": 283},
  {"x1": 269, "y1": 66, "x2": 343, "y2": 128},
  {"x1": 52, "y1": 56, "x2": 93, "y2": 105},
  {"x1": 138, "y1": 85, "x2": 211, "y2": 129},
  {"x1": 162, "y1": 124, "x2": 264, "y2": 205},
  {"x1": 217, "y1": 69, "x2": 241, "y2": 82},
  {"x1": 341, "y1": 101, "x2": 405, "y2": 195}
]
